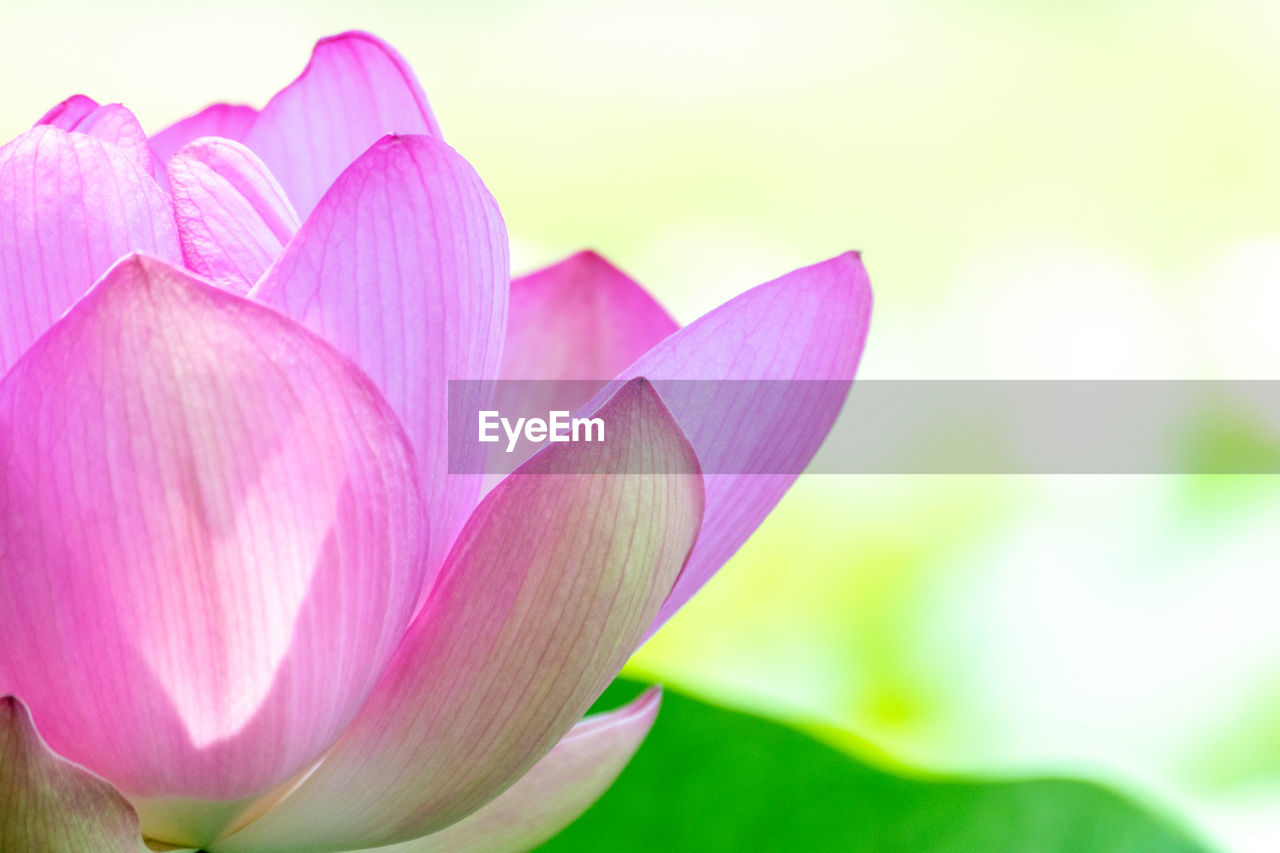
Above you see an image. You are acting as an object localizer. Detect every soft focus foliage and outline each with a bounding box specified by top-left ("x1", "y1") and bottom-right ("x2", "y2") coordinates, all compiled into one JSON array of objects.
[{"x1": 544, "y1": 680, "x2": 1212, "y2": 853}]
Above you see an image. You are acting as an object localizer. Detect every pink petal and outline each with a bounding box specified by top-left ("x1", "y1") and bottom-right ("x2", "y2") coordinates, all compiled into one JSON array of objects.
[
  {"x1": 242, "y1": 31, "x2": 441, "y2": 216},
  {"x1": 0, "y1": 255, "x2": 427, "y2": 843},
  {"x1": 35, "y1": 93, "x2": 100, "y2": 129},
  {"x1": 618, "y1": 253, "x2": 872, "y2": 638},
  {"x1": 169, "y1": 138, "x2": 301, "y2": 294},
  {"x1": 355, "y1": 688, "x2": 661, "y2": 853},
  {"x1": 253, "y1": 133, "x2": 507, "y2": 589},
  {"x1": 0, "y1": 697, "x2": 147, "y2": 853},
  {"x1": 499, "y1": 249, "x2": 678, "y2": 412},
  {"x1": 0, "y1": 125, "x2": 181, "y2": 375},
  {"x1": 71, "y1": 103, "x2": 166, "y2": 184},
  {"x1": 213, "y1": 380, "x2": 703, "y2": 853},
  {"x1": 149, "y1": 103, "x2": 258, "y2": 164}
]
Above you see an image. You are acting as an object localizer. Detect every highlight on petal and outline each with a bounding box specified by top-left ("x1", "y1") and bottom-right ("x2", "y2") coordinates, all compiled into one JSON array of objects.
[
  {"x1": 243, "y1": 31, "x2": 441, "y2": 216},
  {"x1": 0, "y1": 125, "x2": 181, "y2": 374},
  {"x1": 149, "y1": 103, "x2": 258, "y2": 163},
  {"x1": 0, "y1": 256, "x2": 427, "y2": 842},
  {"x1": 35, "y1": 93, "x2": 100, "y2": 129},
  {"x1": 214, "y1": 380, "x2": 703, "y2": 853},
  {"x1": 617, "y1": 253, "x2": 873, "y2": 638},
  {"x1": 169, "y1": 137, "x2": 301, "y2": 293},
  {"x1": 499, "y1": 250, "x2": 678, "y2": 414},
  {"x1": 72, "y1": 103, "x2": 165, "y2": 183},
  {"x1": 363, "y1": 688, "x2": 661, "y2": 853},
  {"x1": 254, "y1": 132, "x2": 507, "y2": 588},
  {"x1": 0, "y1": 696, "x2": 147, "y2": 853}
]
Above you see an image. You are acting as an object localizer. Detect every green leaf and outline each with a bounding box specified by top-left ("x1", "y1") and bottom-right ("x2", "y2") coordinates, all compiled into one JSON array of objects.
[{"x1": 541, "y1": 681, "x2": 1214, "y2": 853}]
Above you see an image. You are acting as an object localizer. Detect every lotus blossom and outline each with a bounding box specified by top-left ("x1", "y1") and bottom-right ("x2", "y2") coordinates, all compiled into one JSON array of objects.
[{"x1": 0, "y1": 31, "x2": 871, "y2": 853}]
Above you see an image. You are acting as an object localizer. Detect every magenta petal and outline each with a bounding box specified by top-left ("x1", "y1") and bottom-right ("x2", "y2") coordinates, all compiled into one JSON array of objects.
[
  {"x1": 499, "y1": 250, "x2": 678, "y2": 413},
  {"x1": 254, "y1": 133, "x2": 507, "y2": 586},
  {"x1": 149, "y1": 103, "x2": 258, "y2": 163},
  {"x1": 0, "y1": 256, "x2": 427, "y2": 819},
  {"x1": 35, "y1": 93, "x2": 100, "y2": 129},
  {"x1": 504, "y1": 250, "x2": 678, "y2": 381},
  {"x1": 0, "y1": 697, "x2": 147, "y2": 853},
  {"x1": 0, "y1": 125, "x2": 181, "y2": 374},
  {"x1": 619, "y1": 253, "x2": 873, "y2": 638},
  {"x1": 71, "y1": 103, "x2": 165, "y2": 184},
  {"x1": 169, "y1": 138, "x2": 301, "y2": 293},
  {"x1": 357, "y1": 689, "x2": 661, "y2": 853},
  {"x1": 213, "y1": 380, "x2": 703, "y2": 853},
  {"x1": 243, "y1": 31, "x2": 441, "y2": 216}
]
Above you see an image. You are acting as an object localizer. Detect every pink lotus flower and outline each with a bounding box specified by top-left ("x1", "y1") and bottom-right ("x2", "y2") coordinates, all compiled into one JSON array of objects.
[{"x1": 0, "y1": 32, "x2": 871, "y2": 853}]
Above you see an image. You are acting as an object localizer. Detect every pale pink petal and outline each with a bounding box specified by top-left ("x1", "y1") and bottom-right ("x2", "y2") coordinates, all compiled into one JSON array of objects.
[
  {"x1": 0, "y1": 125, "x2": 181, "y2": 374},
  {"x1": 35, "y1": 93, "x2": 100, "y2": 129},
  {"x1": 71, "y1": 103, "x2": 165, "y2": 184},
  {"x1": 0, "y1": 697, "x2": 147, "y2": 853},
  {"x1": 498, "y1": 249, "x2": 678, "y2": 413},
  {"x1": 357, "y1": 689, "x2": 661, "y2": 853},
  {"x1": 169, "y1": 138, "x2": 301, "y2": 293},
  {"x1": 242, "y1": 31, "x2": 441, "y2": 216},
  {"x1": 214, "y1": 380, "x2": 703, "y2": 853},
  {"x1": 149, "y1": 103, "x2": 258, "y2": 163},
  {"x1": 617, "y1": 253, "x2": 873, "y2": 638},
  {"x1": 254, "y1": 133, "x2": 507, "y2": 588},
  {"x1": 0, "y1": 255, "x2": 427, "y2": 844}
]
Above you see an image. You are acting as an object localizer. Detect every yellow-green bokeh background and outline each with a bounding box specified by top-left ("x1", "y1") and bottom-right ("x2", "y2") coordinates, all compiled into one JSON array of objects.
[{"x1": 5, "y1": 1, "x2": 1280, "y2": 849}]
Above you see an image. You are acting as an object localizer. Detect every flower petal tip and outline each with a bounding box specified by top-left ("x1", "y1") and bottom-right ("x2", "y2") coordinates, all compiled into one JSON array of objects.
[
  {"x1": 630, "y1": 684, "x2": 663, "y2": 718},
  {"x1": 243, "y1": 29, "x2": 441, "y2": 215},
  {"x1": 834, "y1": 249, "x2": 872, "y2": 291},
  {"x1": 567, "y1": 248, "x2": 611, "y2": 269},
  {"x1": 316, "y1": 29, "x2": 396, "y2": 49},
  {"x1": 369, "y1": 131, "x2": 422, "y2": 154},
  {"x1": 35, "y1": 94, "x2": 100, "y2": 128},
  {"x1": 96, "y1": 252, "x2": 179, "y2": 289}
]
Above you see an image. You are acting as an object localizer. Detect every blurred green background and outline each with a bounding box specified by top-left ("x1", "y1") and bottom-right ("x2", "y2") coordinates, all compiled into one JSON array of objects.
[{"x1": 5, "y1": 1, "x2": 1280, "y2": 849}]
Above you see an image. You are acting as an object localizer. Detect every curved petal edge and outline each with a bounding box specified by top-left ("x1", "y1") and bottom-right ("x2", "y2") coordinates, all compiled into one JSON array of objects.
[
  {"x1": 0, "y1": 125, "x2": 181, "y2": 374},
  {"x1": 359, "y1": 688, "x2": 662, "y2": 853},
  {"x1": 0, "y1": 696, "x2": 147, "y2": 853},
  {"x1": 35, "y1": 94, "x2": 100, "y2": 130},
  {"x1": 149, "y1": 103, "x2": 258, "y2": 164},
  {"x1": 169, "y1": 137, "x2": 301, "y2": 293},
  {"x1": 614, "y1": 252, "x2": 873, "y2": 639},
  {"x1": 242, "y1": 31, "x2": 441, "y2": 216}
]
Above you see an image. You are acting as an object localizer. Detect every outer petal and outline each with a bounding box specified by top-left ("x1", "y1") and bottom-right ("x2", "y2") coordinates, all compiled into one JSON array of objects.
[
  {"x1": 242, "y1": 31, "x2": 441, "y2": 216},
  {"x1": 169, "y1": 138, "x2": 301, "y2": 293},
  {"x1": 149, "y1": 103, "x2": 258, "y2": 163},
  {"x1": 499, "y1": 250, "x2": 678, "y2": 412},
  {"x1": 214, "y1": 380, "x2": 703, "y2": 853},
  {"x1": 253, "y1": 133, "x2": 507, "y2": 587},
  {"x1": 0, "y1": 125, "x2": 181, "y2": 374},
  {"x1": 0, "y1": 697, "x2": 147, "y2": 853},
  {"x1": 72, "y1": 103, "x2": 165, "y2": 183},
  {"x1": 619, "y1": 253, "x2": 872, "y2": 637},
  {"x1": 36, "y1": 93, "x2": 100, "y2": 129},
  {"x1": 0, "y1": 256, "x2": 427, "y2": 843},
  {"x1": 362, "y1": 688, "x2": 661, "y2": 853}
]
